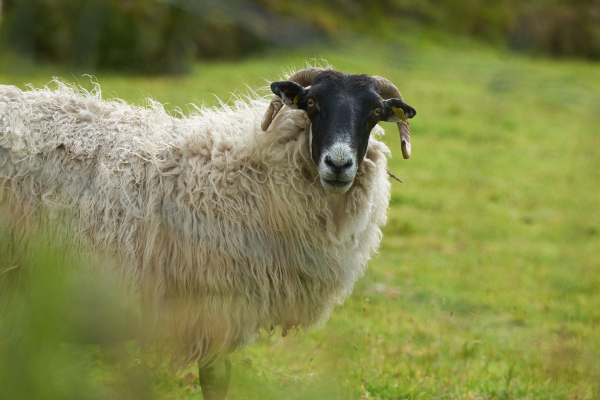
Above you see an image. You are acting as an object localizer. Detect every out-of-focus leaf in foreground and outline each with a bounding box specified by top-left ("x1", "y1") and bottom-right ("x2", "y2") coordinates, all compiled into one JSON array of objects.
[{"x1": 0, "y1": 216, "x2": 155, "y2": 400}]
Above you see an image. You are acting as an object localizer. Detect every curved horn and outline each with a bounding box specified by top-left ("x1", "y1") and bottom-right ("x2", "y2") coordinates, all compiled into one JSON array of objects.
[
  {"x1": 261, "y1": 68, "x2": 325, "y2": 131},
  {"x1": 260, "y1": 95, "x2": 283, "y2": 132},
  {"x1": 287, "y1": 67, "x2": 325, "y2": 87},
  {"x1": 372, "y1": 76, "x2": 411, "y2": 159}
]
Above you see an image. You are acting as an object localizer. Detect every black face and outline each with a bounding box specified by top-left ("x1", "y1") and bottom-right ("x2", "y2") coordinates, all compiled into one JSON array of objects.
[{"x1": 271, "y1": 71, "x2": 416, "y2": 194}]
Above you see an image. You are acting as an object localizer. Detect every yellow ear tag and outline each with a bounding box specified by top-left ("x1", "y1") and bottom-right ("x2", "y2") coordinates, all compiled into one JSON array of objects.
[
  {"x1": 293, "y1": 96, "x2": 299, "y2": 105},
  {"x1": 392, "y1": 107, "x2": 408, "y2": 124}
]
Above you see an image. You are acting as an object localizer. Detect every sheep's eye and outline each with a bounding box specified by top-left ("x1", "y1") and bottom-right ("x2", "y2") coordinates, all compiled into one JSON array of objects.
[
  {"x1": 373, "y1": 108, "x2": 382, "y2": 116},
  {"x1": 307, "y1": 99, "x2": 316, "y2": 107}
]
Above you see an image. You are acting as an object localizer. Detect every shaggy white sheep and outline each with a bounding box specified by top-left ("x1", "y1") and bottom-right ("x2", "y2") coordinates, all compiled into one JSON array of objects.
[{"x1": 0, "y1": 69, "x2": 412, "y2": 398}]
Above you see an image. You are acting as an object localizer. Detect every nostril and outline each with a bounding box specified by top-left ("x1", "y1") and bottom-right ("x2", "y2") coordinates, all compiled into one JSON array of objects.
[
  {"x1": 324, "y1": 156, "x2": 336, "y2": 169},
  {"x1": 324, "y1": 155, "x2": 354, "y2": 173}
]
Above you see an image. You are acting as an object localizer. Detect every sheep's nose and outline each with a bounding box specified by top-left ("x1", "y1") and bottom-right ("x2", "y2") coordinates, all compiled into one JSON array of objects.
[{"x1": 324, "y1": 154, "x2": 354, "y2": 175}]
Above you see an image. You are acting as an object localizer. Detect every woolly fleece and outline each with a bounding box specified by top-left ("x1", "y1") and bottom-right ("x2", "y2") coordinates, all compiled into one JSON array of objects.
[{"x1": 0, "y1": 80, "x2": 391, "y2": 367}]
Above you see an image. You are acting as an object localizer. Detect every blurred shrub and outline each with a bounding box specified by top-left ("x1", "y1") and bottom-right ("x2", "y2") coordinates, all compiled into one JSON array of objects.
[
  {"x1": 264, "y1": 0, "x2": 600, "y2": 59},
  {"x1": 507, "y1": 0, "x2": 600, "y2": 59},
  {"x1": 0, "y1": 214, "x2": 154, "y2": 400},
  {"x1": 1, "y1": 0, "x2": 599, "y2": 74},
  {"x1": 2, "y1": 0, "x2": 267, "y2": 74}
]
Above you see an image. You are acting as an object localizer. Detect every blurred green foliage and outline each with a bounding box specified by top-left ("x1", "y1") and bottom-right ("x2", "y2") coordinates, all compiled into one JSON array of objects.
[
  {"x1": 277, "y1": 0, "x2": 600, "y2": 59},
  {"x1": 1, "y1": 0, "x2": 600, "y2": 74},
  {"x1": 0, "y1": 217, "x2": 156, "y2": 400},
  {"x1": 1, "y1": 0, "x2": 268, "y2": 74}
]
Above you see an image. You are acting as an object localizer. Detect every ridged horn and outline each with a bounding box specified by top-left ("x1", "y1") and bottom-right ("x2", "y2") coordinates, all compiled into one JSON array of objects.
[
  {"x1": 287, "y1": 67, "x2": 325, "y2": 87},
  {"x1": 372, "y1": 76, "x2": 411, "y2": 159},
  {"x1": 261, "y1": 68, "x2": 325, "y2": 131}
]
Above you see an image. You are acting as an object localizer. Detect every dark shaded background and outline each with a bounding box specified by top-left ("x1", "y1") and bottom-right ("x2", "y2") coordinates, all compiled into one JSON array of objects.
[{"x1": 2, "y1": 0, "x2": 600, "y2": 74}]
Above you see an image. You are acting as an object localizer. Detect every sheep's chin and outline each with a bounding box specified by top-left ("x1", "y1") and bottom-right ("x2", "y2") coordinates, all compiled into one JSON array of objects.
[{"x1": 320, "y1": 178, "x2": 353, "y2": 195}]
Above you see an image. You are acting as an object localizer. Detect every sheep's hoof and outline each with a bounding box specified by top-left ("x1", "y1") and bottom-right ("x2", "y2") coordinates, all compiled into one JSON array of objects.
[{"x1": 199, "y1": 355, "x2": 231, "y2": 400}]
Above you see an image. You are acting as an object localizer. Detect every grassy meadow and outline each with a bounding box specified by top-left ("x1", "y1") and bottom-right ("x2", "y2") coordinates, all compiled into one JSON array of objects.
[{"x1": 1, "y1": 35, "x2": 599, "y2": 399}]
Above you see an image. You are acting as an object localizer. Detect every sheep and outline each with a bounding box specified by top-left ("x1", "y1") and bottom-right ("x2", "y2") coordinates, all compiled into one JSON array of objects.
[{"x1": 0, "y1": 68, "x2": 416, "y2": 399}]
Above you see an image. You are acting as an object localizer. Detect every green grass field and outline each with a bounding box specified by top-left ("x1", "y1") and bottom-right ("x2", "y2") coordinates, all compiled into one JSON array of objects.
[{"x1": 1, "y1": 35, "x2": 599, "y2": 399}]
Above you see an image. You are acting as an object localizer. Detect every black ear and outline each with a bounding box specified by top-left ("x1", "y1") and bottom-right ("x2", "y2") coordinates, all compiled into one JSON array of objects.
[
  {"x1": 270, "y1": 81, "x2": 308, "y2": 108},
  {"x1": 381, "y1": 98, "x2": 417, "y2": 123}
]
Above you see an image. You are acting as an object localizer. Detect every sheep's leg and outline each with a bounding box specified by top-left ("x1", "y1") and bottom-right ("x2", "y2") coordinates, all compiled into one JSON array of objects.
[{"x1": 198, "y1": 355, "x2": 231, "y2": 400}]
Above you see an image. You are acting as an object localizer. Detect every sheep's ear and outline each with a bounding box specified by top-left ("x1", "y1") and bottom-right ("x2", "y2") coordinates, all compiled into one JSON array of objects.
[
  {"x1": 270, "y1": 81, "x2": 308, "y2": 109},
  {"x1": 381, "y1": 98, "x2": 417, "y2": 123}
]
